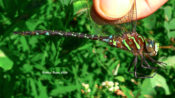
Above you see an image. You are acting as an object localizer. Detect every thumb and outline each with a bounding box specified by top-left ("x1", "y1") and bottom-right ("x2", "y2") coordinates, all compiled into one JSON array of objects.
[{"x1": 91, "y1": 0, "x2": 168, "y2": 25}]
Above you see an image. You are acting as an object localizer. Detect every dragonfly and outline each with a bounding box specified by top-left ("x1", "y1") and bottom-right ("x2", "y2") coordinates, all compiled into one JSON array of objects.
[{"x1": 14, "y1": 0, "x2": 165, "y2": 78}]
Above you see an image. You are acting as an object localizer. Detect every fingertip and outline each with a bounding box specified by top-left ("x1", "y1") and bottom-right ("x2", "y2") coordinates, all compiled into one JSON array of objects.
[
  {"x1": 137, "y1": 0, "x2": 168, "y2": 19},
  {"x1": 93, "y1": 0, "x2": 134, "y2": 20}
]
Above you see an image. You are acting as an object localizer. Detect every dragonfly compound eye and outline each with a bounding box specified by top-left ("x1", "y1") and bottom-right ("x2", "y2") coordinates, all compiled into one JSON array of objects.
[
  {"x1": 145, "y1": 40, "x2": 159, "y2": 56},
  {"x1": 155, "y1": 42, "x2": 160, "y2": 55}
]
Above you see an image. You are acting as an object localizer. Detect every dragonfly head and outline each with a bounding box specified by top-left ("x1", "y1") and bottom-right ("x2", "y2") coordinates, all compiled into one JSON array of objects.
[{"x1": 144, "y1": 39, "x2": 159, "y2": 56}]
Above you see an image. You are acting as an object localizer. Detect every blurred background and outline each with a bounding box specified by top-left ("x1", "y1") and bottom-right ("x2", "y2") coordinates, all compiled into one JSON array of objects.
[{"x1": 0, "y1": 0, "x2": 175, "y2": 97}]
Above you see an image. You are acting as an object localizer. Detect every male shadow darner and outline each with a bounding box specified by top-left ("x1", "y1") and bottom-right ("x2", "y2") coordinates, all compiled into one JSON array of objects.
[{"x1": 14, "y1": 0, "x2": 166, "y2": 78}]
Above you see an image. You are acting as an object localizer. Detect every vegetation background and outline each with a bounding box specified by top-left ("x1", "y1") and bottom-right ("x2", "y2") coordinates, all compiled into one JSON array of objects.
[{"x1": 0, "y1": 0, "x2": 175, "y2": 97}]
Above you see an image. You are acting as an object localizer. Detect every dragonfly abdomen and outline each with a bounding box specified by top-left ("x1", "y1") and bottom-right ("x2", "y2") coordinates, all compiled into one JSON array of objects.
[{"x1": 14, "y1": 30, "x2": 109, "y2": 41}]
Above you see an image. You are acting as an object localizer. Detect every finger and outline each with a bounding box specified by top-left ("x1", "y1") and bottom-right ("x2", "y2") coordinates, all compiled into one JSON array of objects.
[
  {"x1": 91, "y1": 0, "x2": 168, "y2": 24},
  {"x1": 137, "y1": 0, "x2": 168, "y2": 19}
]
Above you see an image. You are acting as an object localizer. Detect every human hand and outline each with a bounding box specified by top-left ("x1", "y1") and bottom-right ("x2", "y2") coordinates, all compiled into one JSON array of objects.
[{"x1": 91, "y1": 0, "x2": 168, "y2": 24}]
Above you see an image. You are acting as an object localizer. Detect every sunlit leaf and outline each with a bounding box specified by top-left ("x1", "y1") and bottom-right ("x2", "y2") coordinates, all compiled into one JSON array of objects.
[
  {"x1": 120, "y1": 86, "x2": 133, "y2": 98},
  {"x1": 29, "y1": 78, "x2": 38, "y2": 97},
  {"x1": 73, "y1": 0, "x2": 88, "y2": 15},
  {"x1": 159, "y1": 56, "x2": 175, "y2": 68},
  {"x1": 60, "y1": 0, "x2": 72, "y2": 6},
  {"x1": 141, "y1": 74, "x2": 170, "y2": 96},
  {"x1": 0, "y1": 50, "x2": 13, "y2": 71},
  {"x1": 168, "y1": 19, "x2": 175, "y2": 30},
  {"x1": 141, "y1": 79, "x2": 156, "y2": 96},
  {"x1": 50, "y1": 85, "x2": 77, "y2": 95},
  {"x1": 115, "y1": 76, "x2": 125, "y2": 82},
  {"x1": 20, "y1": 36, "x2": 30, "y2": 51},
  {"x1": 168, "y1": 31, "x2": 175, "y2": 38},
  {"x1": 37, "y1": 80, "x2": 48, "y2": 98},
  {"x1": 164, "y1": 6, "x2": 172, "y2": 21},
  {"x1": 150, "y1": 74, "x2": 170, "y2": 95}
]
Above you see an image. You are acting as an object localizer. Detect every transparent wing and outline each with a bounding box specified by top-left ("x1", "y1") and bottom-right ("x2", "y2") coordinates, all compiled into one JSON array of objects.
[
  {"x1": 101, "y1": 0, "x2": 137, "y2": 34},
  {"x1": 73, "y1": 0, "x2": 137, "y2": 36},
  {"x1": 73, "y1": 0, "x2": 112, "y2": 36},
  {"x1": 130, "y1": 0, "x2": 137, "y2": 32},
  {"x1": 73, "y1": 0, "x2": 102, "y2": 35}
]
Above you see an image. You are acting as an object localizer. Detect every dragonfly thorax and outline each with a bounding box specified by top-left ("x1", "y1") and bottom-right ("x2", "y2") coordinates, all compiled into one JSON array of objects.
[{"x1": 108, "y1": 32, "x2": 144, "y2": 54}]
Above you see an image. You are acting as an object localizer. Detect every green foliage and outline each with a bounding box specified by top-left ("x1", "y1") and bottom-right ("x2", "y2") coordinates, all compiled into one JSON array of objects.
[
  {"x1": 0, "y1": 0, "x2": 175, "y2": 97},
  {"x1": 0, "y1": 50, "x2": 13, "y2": 71},
  {"x1": 141, "y1": 74, "x2": 170, "y2": 96}
]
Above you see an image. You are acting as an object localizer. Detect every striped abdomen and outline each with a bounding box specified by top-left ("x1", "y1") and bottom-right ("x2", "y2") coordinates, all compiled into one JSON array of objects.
[{"x1": 14, "y1": 30, "x2": 109, "y2": 41}]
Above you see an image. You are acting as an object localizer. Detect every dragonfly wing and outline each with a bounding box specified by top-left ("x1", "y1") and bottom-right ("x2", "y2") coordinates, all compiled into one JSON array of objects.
[
  {"x1": 73, "y1": 0, "x2": 103, "y2": 35},
  {"x1": 112, "y1": 0, "x2": 137, "y2": 34},
  {"x1": 131, "y1": 0, "x2": 137, "y2": 33},
  {"x1": 74, "y1": 0, "x2": 122, "y2": 36},
  {"x1": 73, "y1": 0, "x2": 137, "y2": 36}
]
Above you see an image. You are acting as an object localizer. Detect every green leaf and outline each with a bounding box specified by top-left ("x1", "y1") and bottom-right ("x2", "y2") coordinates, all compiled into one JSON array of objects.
[
  {"x1": 141, "y1": 74, "x2": 170, "y2": 96},
  {"x1": 150, "y1": 74, "x2": 170, "y2": 95},
  {"x1": 51, "y1": 43, "x2": 56, "y2": 57},
  {"x1": 159, "y1": 56, "x2": 175, "y2": 68},
  {"x1": 115, "y1": 76, "x2": 125, "y2": 82},
  {"x1": 164, "y1": 21, "x2": 169, "y2": 31},
  {"x1": 25, "y1": 20, "x2": 41, "y2": 30},
  {"x1": 60, "y1": 0, "x2": 71, "y2": 6},
  {"x1": 141, "y1": 79, "x2": 156, "y2": 96},
  {"x1": 0, "y1": 0, "x2": 4, "y2": 9},
  {"x1": 37, "y1": 80, "x2": 48, "y2": 98},
  {"x1": 164, "y1": 6, "x2": 172, "y2": 21},
  {"x1": 111, "y1": 62, "x2": 120, "y2": 75},
  {"x1": 76, "y1": 43, "x2": 92, "y2": 51},
  {"x1": 168, "y1": 31, "x2": 175, "y2": 38},
  {"x1": 31, "y1": 53, "x2": 44, "y2": 62},
  {"x1": 29, "y1": 78, "x2": 38, "y2": 97},
  {"x1": 143, "y1": 14, "x2": 156, "y2": 30},
  {"x1": 73, "y1": 0, "x2": 88, "y2": 15},
  {"x1": 20, "y1": 36, "x2": 29, "y2": 51},
  {"x1": 0, "y1": 50, "x2": 13, "y2": 71},
  {"x1": 168, "y1": 19, "x2": 175, "y2": 30},
  {"x1": 21, "y1": 64, "x2": 33, "y2": 73},
  {"x1": 50, "y1": 85, "x2": 77, "y2": 95},
  {"x1": 120, "y1": 86, "x2": 133, "y2": 98},
  {"x1": 29, "y1": 37, "x2": 38, "y2": 48}
]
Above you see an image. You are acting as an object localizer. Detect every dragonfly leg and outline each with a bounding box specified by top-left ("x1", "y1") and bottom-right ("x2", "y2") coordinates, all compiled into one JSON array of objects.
[
  {"x1": 147, "y1": 56, "x2": 167, "y2": 66},
  {"x1": 140, "y1": 55, "x2": 149, "y2": 68},
  {"x1": 128, "y1": 56, "x2": 138, "y2": 73},
  {"x1": 141, "y1": 55, "x2": 158, "y2": 69},
  {"x1": 136, "y1": 72, "x2": 157, "y2": 78},
  {"x1": 134, "y1": 56, "x2": 138, "y2": 78},
  {"x1": 133, "y1": 55, "x2": 157, "y2": 78},
  {"x1": 129, "y1": 55, "x2": 157, "y2": 78}
]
